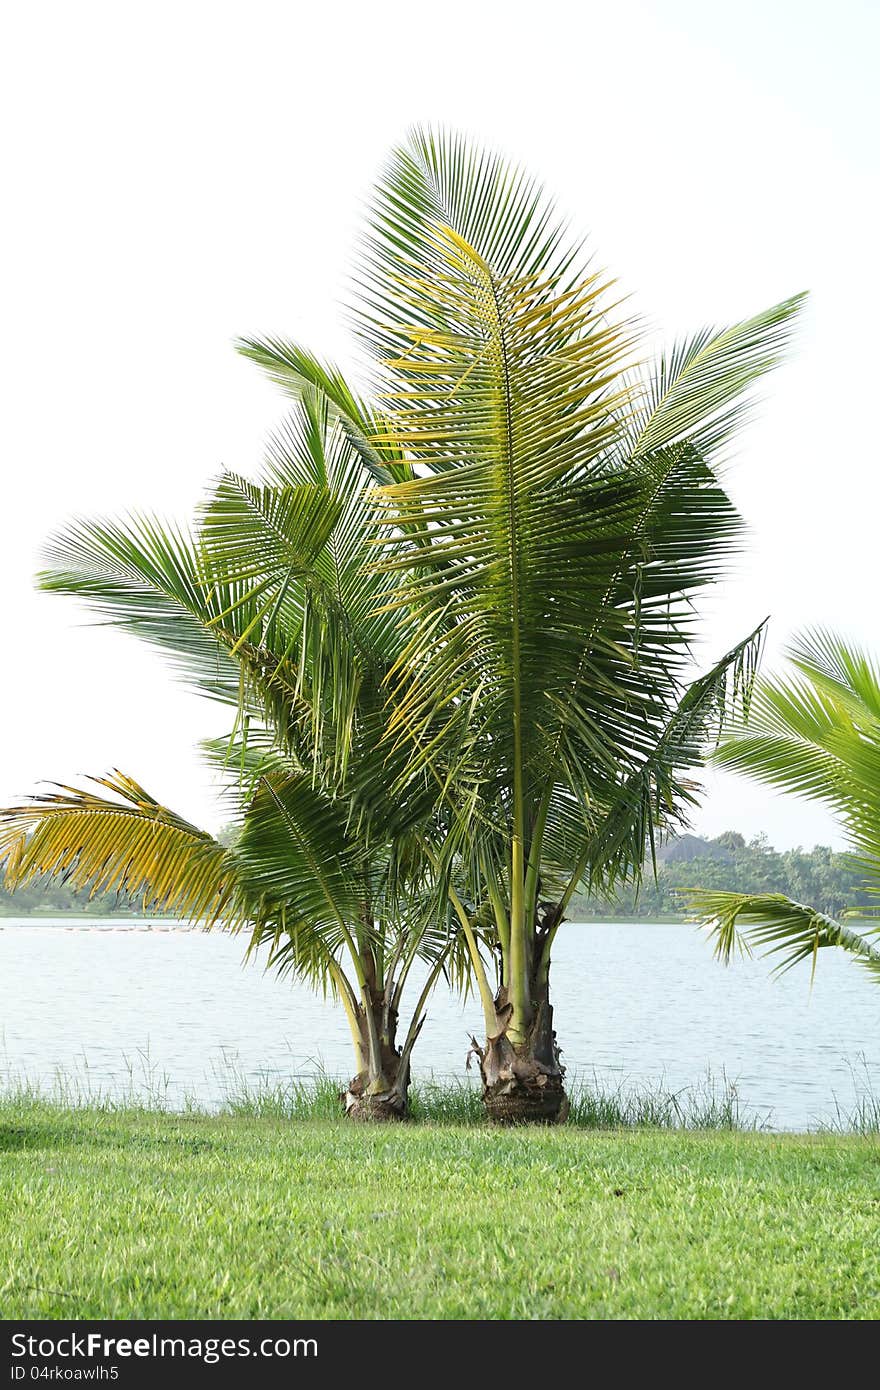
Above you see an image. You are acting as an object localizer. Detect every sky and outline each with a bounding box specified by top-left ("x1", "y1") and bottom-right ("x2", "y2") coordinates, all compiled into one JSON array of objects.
[{"x1": 2, "y1": 0, "x2": 877, "y2": 850}]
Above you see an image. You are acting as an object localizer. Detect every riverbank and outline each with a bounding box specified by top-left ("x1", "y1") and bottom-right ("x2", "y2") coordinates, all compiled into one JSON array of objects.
[{"x1": 2, "y1": 1096, "x2": 878, "y2": 1319}]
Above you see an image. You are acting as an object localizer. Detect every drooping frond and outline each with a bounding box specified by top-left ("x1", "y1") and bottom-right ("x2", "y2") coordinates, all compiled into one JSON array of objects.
[
  {"x1": 0, "y1": 772, "x2": 239, "y2": 924},
  {"x1": 687, "y1": 890, "x2": 880, "y2": 983}
]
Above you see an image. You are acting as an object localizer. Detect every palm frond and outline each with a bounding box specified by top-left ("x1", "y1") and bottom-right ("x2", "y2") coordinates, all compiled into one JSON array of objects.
[
  {"x1": 788, "y1": 628, "x2": 880, "y2": 727},
  {"x1": 713, "y1": 629, "x2": 880, "y2": 864},
  {"x1": 200, "y1": 474, "x2": 342, "y2": 589},
  {"x1": 0, "y1": 772, "x2": 238, "y2": 924},
  {"x1": 38, "y1": 515, "x2": 246, "y2": 706},
  {"x1": 585, "y1": 622, "x2": 767, "y2": 890},
  {"x1": 629, "y1": 294, "x2": 806, "y2": 459},
  {"x1": 360, "y1": 129, "x2": 647, "y2": 804},
  {"x1": 234, "y1": 338, "x2": 412, "y2": 485},
  {"x1": 687, "y1": 629, "x2": 880, "y2": 984},
  {"x1": 234, "y1": 771, "x2": 365, "y2": 941},
  {"x1": 687, "y1": 889, "x2": 880, "y2": 983}
]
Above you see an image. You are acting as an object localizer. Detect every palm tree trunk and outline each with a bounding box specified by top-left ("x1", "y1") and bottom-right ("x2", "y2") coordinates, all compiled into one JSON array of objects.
[
  {"x1": 342, "y1": 989, "x2": 412, "y2": 1121},
  {"x1": 471, "y1": 907, "x2": 569, "y2": 1123}
]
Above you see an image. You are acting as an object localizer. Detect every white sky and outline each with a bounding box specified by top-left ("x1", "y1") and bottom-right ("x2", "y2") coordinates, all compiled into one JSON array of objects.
[{"x1": 2, "y1": 0, "x2": 877, "y2": 850}]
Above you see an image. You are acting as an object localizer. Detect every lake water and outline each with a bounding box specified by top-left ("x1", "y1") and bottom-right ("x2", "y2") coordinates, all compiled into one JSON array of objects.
[{"x1": 0, "y1": 918, "x2": 877, "y2": 1130}]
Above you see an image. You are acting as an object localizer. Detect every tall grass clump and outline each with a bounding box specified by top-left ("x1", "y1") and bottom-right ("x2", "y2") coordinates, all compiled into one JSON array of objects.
[
  {"x1": 221, "y1": 1073, "x2": 345, "y2": 1121},
  {"x1": 819, "y1": 1058, "x2": 880, "y2": 1136},
  {"x1": 408, "y1": 1079, "x2": 485, "y2": 1125},
  {"x1": 565, "y1": 1070, "x2": 762, "y2": 1131}
]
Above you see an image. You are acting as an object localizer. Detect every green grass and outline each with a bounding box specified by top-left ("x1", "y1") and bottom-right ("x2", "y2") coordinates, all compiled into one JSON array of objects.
[{"x1": 2, "y1": 1096, "x2": 879, "y2": 1319}]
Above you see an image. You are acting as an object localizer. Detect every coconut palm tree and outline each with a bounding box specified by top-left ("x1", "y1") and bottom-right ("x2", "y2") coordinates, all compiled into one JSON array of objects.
[
  {"x1": 238, "y1": 128, "x2": 805, "y2": 1120},
  {"x1": 689, "y1": 630, "x2": 880, "y2": 981},
  {"x1": 0, "y1": 391, "x2": 466, "y2": 1118}
]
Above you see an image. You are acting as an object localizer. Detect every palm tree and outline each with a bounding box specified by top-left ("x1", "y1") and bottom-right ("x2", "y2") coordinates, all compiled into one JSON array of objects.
[
  {"x1": 689, "y1": 630, "x2": 880, "y2": 982},
  {"x1": 239, "y1": 129, "x2": 805, "y2": 1120},
  {"x1": 0, "y1": 391, "x2": 466, "y2": 1118}
]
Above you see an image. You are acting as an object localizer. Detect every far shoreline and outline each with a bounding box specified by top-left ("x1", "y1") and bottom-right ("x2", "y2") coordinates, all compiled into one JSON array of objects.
[{"x1": 2, "y1": 911, "x2": 876, "y2": 928}]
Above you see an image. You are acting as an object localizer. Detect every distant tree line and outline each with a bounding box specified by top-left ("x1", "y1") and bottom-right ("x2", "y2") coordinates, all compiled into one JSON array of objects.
[{"x1": 570, "y1": 832, "x2": 876, "y2": 920}]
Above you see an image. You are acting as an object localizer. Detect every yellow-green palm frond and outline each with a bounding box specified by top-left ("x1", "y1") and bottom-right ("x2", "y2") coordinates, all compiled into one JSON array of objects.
[
  {"x1": 0, "y1": 771, "x2": 240, "y2": 925},
  {"x1": 358, "y1": 129, "x2": 639, "y2": 796}
]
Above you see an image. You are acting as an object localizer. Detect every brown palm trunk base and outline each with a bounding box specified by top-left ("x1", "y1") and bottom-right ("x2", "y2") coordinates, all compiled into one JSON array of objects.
[
  {"x1": 342, "y1": 1081, "x2": 408, "y2": 1121},
  {"x1": 342, "y1": 1055, "x2": 409, "y2": 1121},
  {"x1": 475, "y1": 1036, "x2": 567, "y2": 1123},
  {"x1": 340, "y1": 995, "x2": 411, "y2": 1121},
  {"x1": 470, "y1": 974, "x2": 569, "y2": 1124}
]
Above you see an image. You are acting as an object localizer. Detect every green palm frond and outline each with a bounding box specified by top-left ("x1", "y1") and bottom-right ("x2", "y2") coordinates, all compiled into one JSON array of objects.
[
  {"x1": 0, "y1": 772, "x2": 239, "y2": 924},
  {"x1": 713, "y1": 628, "x2": 880, "y2": 872},
  {"x1": 234, "y1": 338, "x2": 412, "y2": 485},
  {"x1": 38, "y1": 515, "x2": 249, "y2": 707},
  {"x1": 687, "y1": 889, "x2": 880, "y2": 983},
  {"x1": 36, "y1": 509, "x2": 330, "y2": 780},
  {"x1": 198, "y1": 412, "x2": 472, "y2": 847},
  {"x1": 199, "y1": 470, "x2": 354, "y2": 731},
  {"x1": 200, "y1": 475, "x2": 342, "y2": 590},
  {"x1": 200, "y1": 464, "x2": 394, "y2": 672},
  {"x1": 690, "y1": 629, "x2": 880, "y2": 984},
  {"x1": 584, "y1": 622, "x2": 767, "y2": 891},
  {"x1": 233, "y1": 770, "x2": 450, "y2": 989},
  {"x1": 629, "y1": 294, "x2": 806, "y2": 459},
  {"x1": 788, "y1": 629, "x2": 880, "y2": 718},
  {"x1": 234, "y1": 771, "x2": 365, "y2": 937}
]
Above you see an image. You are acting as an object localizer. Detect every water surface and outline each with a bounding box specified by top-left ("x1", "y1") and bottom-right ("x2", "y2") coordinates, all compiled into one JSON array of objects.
[{"x1": 1, "y1": 918, "x2": 876, "y2": 1129}]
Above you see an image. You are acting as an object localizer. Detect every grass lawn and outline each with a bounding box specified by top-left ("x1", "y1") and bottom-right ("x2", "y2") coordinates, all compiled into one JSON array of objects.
[{"x1": 1, "y1": 1097, "x2": 879, "y2": 1320}]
